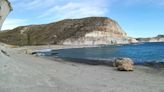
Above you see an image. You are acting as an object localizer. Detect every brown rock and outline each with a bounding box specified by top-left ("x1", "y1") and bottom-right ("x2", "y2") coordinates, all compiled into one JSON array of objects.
[
  {"x1": 0, "y1": 17, "x2": 135, "y2": 46},
  {"x1": 113, "y1": 58, "x2": 134, "y2": 71}
]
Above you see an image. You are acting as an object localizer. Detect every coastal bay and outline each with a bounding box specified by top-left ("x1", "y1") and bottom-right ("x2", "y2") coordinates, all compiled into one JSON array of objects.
[
  {"x1": 0, "y1": 43, "x2": 163, "y2": 92},
  {"x1": 0, "y1": 0, "x2": 164, "y2": 92}
]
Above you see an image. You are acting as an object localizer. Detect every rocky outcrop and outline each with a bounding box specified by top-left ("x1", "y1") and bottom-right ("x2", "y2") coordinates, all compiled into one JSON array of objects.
[
  {"x1": 0, "y1": 0, "x2": 12, "y2": 30},
  {"x1": 0, "y1": 17, "x2": 137, "y2": 46},
  {"x1": 113, "y1": 58, "x2": 134, "y2": 71},
  {"x1": 136, "y1": 35, "x2": 164, "y2": 42}
]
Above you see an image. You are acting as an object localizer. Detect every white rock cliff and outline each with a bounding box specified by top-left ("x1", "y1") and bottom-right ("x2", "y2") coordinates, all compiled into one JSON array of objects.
[{"x1": 0, "y1": 0, "x2": 12, "y2": 30}]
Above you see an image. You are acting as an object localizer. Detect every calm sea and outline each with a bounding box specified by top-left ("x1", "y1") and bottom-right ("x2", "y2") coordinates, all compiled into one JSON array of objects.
[{"x1": 53, "y1": 42, "x2": 164, "y2": 63}]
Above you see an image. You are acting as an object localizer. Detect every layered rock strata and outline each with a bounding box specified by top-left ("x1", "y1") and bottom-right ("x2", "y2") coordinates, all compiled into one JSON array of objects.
[{"x1": 0, "y1": 17, "x2": 137, "y2": 46}]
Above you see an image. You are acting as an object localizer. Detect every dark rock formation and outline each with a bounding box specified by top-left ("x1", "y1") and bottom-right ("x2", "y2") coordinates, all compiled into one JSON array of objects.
[{"x1": 0, "y1": 17, "x2": 137, "y2": 46}]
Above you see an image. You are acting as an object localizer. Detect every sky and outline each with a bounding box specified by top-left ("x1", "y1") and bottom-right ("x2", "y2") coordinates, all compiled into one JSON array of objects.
[{"x1": 2, "y1": 0, "x2": 164, "y2": 37}]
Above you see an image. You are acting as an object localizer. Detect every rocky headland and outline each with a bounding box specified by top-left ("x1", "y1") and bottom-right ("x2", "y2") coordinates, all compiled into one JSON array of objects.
[
  {"x1": 136, "y1": 35, "x2": 164, "y2": 42},
  {"x1": 0, "y1": 17, "x2": 137, "y2": 46}
]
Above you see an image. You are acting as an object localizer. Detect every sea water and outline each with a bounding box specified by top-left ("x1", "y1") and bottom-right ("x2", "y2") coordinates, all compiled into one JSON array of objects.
[{"x1": 53, "y1": 42, "x2": 164, "y2": 63}]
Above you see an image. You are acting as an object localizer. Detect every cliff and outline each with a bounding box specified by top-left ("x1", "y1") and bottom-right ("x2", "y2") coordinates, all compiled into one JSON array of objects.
[
  {"x1": 136, "y1": 35, "x2": 164, "y2": 42},
  {"x1": 0, "y1": 0, "x2": 12, "y2": 30},
  {"x1": 0, "y1": 17, "x2": 137, "y2": 46}
]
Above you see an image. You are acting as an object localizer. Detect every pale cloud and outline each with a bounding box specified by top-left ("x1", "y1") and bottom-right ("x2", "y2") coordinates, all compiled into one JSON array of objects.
[
  {"x1": 5, "y1": 0, "x2": 164, "y2": 30},
  {"x1": 11, "y1": 0, "x2": 58, "y2": 10},
  {"x1": 120, "y1": 0, "x2": 164, "y2": 5},
  {"x1": 2, "y1": 18, "x2": 27, "y2": 30},
  {"x1": 39, "y1": 0, "x2": 110, "y2": 21}
]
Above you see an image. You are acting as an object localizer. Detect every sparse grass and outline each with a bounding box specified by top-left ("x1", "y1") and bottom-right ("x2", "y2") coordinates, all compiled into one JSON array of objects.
[{"x1": 0, "y1": 17, "x2": 122, "y2": 46}]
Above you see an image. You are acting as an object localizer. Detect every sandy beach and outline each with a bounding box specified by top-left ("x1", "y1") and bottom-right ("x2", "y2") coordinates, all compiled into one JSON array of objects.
[{"x1": 0, "y1": 43, "x2": 164, "y2": 92}]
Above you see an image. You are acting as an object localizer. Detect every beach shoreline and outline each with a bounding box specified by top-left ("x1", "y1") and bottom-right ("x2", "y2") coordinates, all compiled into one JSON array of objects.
[
  {"x1": 0, "y1": 43, "x2": 164, "y2": 92},
  {"x1": 22, "y1": 43, "x2": 164, "y2": 69}
]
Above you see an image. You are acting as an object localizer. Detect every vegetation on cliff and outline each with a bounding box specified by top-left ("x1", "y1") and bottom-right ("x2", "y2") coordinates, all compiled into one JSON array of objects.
[{"x1": 0, "y1": 17, "x2": 133, "y2": 46}]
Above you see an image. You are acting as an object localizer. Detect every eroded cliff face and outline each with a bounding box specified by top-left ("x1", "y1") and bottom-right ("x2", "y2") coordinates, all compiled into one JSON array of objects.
[
  {"x1": 0, "y1": 17, "x2": 137, "y2": 46},
  {"x1": 62, "y1": 31, "x2": 130, "y2": 45},
  {"x1": 60, "y1": 17, "x2": 137, "y2": 45}
]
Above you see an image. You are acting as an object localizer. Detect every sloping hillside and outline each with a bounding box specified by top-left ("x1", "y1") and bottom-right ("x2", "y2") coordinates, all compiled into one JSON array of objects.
[{"x1": 0, "y1": 17, "x2": 137, "y2": 46}]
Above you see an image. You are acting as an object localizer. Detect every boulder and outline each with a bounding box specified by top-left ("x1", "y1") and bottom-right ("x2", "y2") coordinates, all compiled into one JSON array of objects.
[{"x1": 113, "y1": 58, "x2": 134, "y2": 71}]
